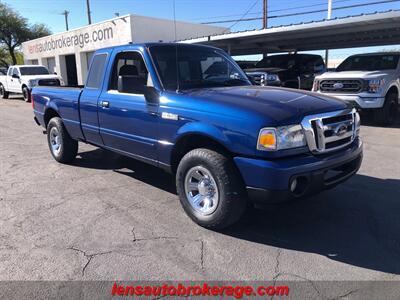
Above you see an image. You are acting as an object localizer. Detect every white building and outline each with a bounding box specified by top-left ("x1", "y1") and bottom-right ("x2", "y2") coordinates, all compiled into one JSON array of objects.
[{"x1": 22, "y1": 14, "x2": 226, "y2": 85}]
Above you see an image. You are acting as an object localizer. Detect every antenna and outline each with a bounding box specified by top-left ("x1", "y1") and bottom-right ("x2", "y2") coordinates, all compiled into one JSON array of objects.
[{"x1": 173, "y1": 0, "x2": 180, "y2": 92}]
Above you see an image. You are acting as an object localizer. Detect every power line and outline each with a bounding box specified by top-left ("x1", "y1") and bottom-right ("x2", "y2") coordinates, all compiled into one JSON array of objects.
[
  {"x1": 201, "y1": 0, "x2": 400, "y2": 25},
  {"x1": 192, "y1": 0, "x2": 356, "y2": 21},
  {"x1": 224, "y1": 0, "x2": 260, "y2": 32}
]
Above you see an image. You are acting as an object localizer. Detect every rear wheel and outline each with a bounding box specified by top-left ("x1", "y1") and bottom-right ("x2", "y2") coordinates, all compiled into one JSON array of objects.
[
  {"x1": 47, "y1": 117, "x2": 78, "y2": 163},
  {"x1": 374, "y1": 92, "x2": 398, "y2": 126},
  {"x1": 22, "y1": 86, "x2": 31, "y2": 102},
  {"x1": 0, "y1": 84, "x2": 9, "y2": 99},
  {"x1": 176, "y1": 148, "x2": 247, "y2": 229}
]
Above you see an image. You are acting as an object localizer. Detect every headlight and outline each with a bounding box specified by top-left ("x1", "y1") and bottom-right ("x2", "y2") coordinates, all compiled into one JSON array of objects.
[
  {"x1": 257, "y1": 125, "x2": 306, "y2": 151},
  {"x1": 312, "y1": 79, "x2": 320, "y2": 91},
  {"x1": 367, "y1": 78, "x2": 385, "y2": 93},
  {"x1": 355, "y1": 111, "x2": 361, "y2": 136},
  {"x1": 266, "y1": 74, "x2": 280, "y2": 82},
  {"x1": 28, "y1": 79, "x2": 39, "y2": 87}
]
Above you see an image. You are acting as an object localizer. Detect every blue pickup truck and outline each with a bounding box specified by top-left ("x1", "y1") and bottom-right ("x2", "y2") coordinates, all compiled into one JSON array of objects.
[{"x1": 32, "y1": 43, "x2": 363, "y2": 229}]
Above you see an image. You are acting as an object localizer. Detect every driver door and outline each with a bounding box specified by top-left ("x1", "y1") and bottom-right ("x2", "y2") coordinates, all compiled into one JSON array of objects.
[
  {"x1": 9, "y1": 68, "x2": 21, "y2": 92},
  {"x1": 97, "y1": 50, "x2": 159, "y2": 163}
]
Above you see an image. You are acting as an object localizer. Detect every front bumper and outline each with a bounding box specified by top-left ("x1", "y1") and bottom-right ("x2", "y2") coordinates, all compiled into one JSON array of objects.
[
  {"x1": 234, "y1": 138, "x2": 363, "y2": 204},
  {"x1": 316, "y1": 92, "x2": 385, "y2": 109}
]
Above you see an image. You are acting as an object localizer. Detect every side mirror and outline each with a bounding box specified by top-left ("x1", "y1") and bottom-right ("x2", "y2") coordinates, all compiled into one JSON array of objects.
[
  {"x1": 12, "y1": 74, "x2": 19, "y2": 79},
  {"x1": 54, "y1": 72, "x2": 57, "y2": 75},
  {"x1": 144, "y1": 86, "x2": 160, "y2": 104}
]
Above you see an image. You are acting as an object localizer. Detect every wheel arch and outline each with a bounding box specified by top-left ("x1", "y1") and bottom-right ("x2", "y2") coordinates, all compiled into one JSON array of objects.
[
  {"x1": 170, "y1": 132, "x2": 233, "y2": 174},
  {"x1": 387, "y1": 85, "x2": 399, "y2": 101},
  {"x1": 44, "y1": 107, "x2": 61, "y2": 128}
]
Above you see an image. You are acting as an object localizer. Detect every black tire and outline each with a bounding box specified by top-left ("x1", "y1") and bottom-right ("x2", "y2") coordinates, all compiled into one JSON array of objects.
[
  {"x1": 0, "y1": 84, "x2": 9, "y2": 99},
  {"x1": 176, "y1": 148, "x2": 247, "y2": 229},
  {"x1": 22, "y1": 86, "x2": 31, "y2": 102},
  {"x1": 373, "y1": 92, "x2": 398, "y2": 126},
  {"x1": 47, "y1": 117, "x2": 78, "y2": 163}
]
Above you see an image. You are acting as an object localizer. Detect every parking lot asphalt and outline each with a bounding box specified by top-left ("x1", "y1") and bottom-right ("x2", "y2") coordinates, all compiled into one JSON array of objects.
[{"x1": 1, "y1": 97, "x2": 400, "y2": 290}]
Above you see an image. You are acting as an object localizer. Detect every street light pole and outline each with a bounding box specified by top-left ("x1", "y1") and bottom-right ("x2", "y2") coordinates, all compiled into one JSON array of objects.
[
  {"x1": 86, "y1": 0, "x2": 92, "y2": 25},
  {"x1": 325, "y1": 0, "x2": 332, "y2": 67}
]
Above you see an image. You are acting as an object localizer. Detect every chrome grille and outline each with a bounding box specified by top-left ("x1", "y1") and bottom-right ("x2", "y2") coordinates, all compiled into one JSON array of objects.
[
  {"x1": 320, "y1": 79, "x2": 363, "y2": 93},
  {"x1": 246, "y1": 72, "x2": 266, "y2": 86},
  {"x1": 301, "y1": 108, "x2": 357, "y2": 154}
]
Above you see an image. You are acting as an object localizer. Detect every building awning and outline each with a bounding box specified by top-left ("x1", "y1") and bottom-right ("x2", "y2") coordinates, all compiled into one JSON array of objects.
[{"x1": 181, "y1": 10, "x2": 400, "y2": 55}]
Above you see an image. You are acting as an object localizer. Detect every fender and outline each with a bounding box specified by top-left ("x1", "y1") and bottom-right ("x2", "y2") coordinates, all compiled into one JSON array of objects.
[
  {"x1": 44, "y1": 100, "x2": 61, "y2": 121},
  {"x1": 174, "y1": 121, "x2": 233, "y2": 151}
]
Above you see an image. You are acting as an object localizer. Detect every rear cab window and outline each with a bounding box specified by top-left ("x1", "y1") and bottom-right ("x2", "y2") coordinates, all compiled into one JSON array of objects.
[{"x1": 86, "y1": 54, "x2": 107, "y2": 89}]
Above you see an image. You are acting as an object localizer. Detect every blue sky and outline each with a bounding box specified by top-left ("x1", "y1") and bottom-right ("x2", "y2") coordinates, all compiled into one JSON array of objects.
[{"x1": 4, "y1": 0, "x2": 400, "y2": 61}]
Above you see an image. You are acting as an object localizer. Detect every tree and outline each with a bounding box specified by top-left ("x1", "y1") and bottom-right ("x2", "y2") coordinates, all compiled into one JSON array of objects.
[
  {"x1": 0, "y1": 46, "x2": 23, "y2": 68},
  {"x1": 0, "y1": 3, "x2": 51, "y2": 65}
]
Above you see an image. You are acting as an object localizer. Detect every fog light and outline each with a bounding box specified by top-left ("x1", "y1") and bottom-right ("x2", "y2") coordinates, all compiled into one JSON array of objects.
[{"x1": 290, "y1": 178, "x2": 298, "y2": 192}]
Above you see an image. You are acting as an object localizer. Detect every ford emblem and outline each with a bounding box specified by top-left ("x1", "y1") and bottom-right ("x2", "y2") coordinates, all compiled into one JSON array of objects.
[
  {"x1": 334, "y1": 124, "x2": 348, "y2": 136},
  {"x1": 333, "y1": 82, "x2": 344, "y2": 89}
]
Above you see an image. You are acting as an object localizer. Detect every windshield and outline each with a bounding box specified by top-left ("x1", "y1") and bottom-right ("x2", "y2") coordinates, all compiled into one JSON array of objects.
[
  {"x1": 149, "y1": 45, "x2": 251, "y2": 91},
  {"x1": 337, "y1": 55, "x2": 399, "y2": 71},
  {"x1": 256, "y1": 55, "x2": 297, "y2": 69},
  {"x1": 19, "y1": 66, "x2": 50, "y2": 75}
]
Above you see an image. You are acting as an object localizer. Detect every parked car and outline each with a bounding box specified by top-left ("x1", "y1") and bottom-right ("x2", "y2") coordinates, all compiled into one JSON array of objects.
[
  {"x1": 0, "y1": 65, "x2": 63, "y2": 102},
  {"x1": 32, "y1": 43, "x2": 362, "y2": 229},
  {"x1": 235, "y1": 60, "x2": 257, "y2": 70},
  {"x1": 313, "y1": 52, "x2": 400, "y2": 126},
  {"x1": 245, "y1": 54, "x2": 326, "y2": 90}
]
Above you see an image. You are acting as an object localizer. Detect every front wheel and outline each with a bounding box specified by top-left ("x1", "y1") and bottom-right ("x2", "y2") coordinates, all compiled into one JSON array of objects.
[
  {"x1": 176, "y1": 148, "x2": 247, "y2": 229},
  {"x1": 47, "y1": 117, "x2": 78, "y2": 163},
  {"x1": 0, "y1": 84, "x2": 9, "y2": 99},
  {"x1": 22, "y1": 86, "x2": 31, "y2": 102}
]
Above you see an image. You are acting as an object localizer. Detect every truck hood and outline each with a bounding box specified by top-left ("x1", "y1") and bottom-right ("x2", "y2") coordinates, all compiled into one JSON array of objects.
[
  {"x1": 316, "y1": 70, "x2": 396, "y2": 79},
  {"x1": 181, "y1": 86, "x2": 348, "y2": 125},
  {"x1": 22, "y1": 74, "x2": 61, "y2": 81}
]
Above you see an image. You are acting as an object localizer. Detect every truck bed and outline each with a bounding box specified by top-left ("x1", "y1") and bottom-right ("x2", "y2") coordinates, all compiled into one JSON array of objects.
[{"x1": 32, "y1": 86, "x2": 84, "y2": 140}]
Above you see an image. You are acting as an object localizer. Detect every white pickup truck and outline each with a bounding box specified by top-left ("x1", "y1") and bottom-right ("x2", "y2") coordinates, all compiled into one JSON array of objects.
[
  {"x1": 313, "y1": 52, "x2": 400, "y2": 126},
  {"x1": 0, "y1": 65, "x2": 63, "y2": 102}
]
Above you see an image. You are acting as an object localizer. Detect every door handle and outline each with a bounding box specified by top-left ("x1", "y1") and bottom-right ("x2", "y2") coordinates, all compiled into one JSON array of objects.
[{"x1": 100, "y1": 101, "x2": 110, "y2": 108}]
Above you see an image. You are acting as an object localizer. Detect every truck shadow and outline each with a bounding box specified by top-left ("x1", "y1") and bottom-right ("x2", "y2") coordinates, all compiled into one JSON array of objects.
[
  {"x1": 360, "y1": 110, "x2": 400, "y2": 129},
  {"x1": 73, "y1": 147, "x2": 400, "y2": 275},
  {"x1": 223, "y1": 174, "x2": 400, "y2": 275},
  {"x1": 72, "y1": 148, "x2": 177, "y2": 194}
]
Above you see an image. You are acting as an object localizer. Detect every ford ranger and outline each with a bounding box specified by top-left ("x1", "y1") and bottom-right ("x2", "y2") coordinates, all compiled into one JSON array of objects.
[
  {"x1": 32, "y1": 43, "x2": 363, "y2": 229},
  {"x1": 313, "y1": 52, "x2": 400, "y2": 126},
  {"x1": 0, "y1": 65, "x2": 63, "y2": 102}
]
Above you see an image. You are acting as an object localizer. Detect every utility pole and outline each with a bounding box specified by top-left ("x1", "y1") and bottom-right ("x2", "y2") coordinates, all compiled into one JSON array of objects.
[
  {"x1": 263, "y1": 0, "x2": 268, "y2": 58},
  {"x1": 263, "y1": 0, "x2": 268, "y2": 29},
  {"x1": 62, "y1": 10, "x2": 69, "y2": 31},
  {"x1": 325, "y1": 0, "x2": 332, "y2": 67},
  {"x1": 86, "y1": 0, "x2": 92, "y2": 25}
]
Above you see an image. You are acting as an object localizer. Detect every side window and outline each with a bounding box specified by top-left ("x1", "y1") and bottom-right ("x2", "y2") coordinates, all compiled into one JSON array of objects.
[
  {"x1": 314, "y1": 57, "x2": 325, "y2": 72},
  {"x1": 86, "y1": 54, "x2": 107, "y2": 89},
  {"x1": 109, "y1": 51, "x2": 149, "y2": 94},
  {"x1": 7, "y1": 68, "x2": 13, "y2": 76},
  {"x1": 13, "y1": 68, "x2": 20, "y2": 76}
]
